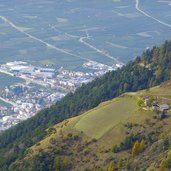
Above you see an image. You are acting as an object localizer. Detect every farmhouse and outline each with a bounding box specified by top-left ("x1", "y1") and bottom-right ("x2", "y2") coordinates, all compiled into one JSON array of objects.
[{"x1": 152, "y1": 104, "x2": 169, "y2": 111}]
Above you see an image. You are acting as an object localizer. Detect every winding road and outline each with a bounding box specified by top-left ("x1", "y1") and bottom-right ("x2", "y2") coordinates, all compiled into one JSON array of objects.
[
  {"x1": 0, "y1": 15, "x2": 125, "y2": 65},
  {"x1": 0, "y1": 16, "x2": 88, "y2": 61},
  {"x1": 79, "y1": 37, "x2": 123, "y2": 65},
  {"x1": 135, "y1": 0, "x2": 171, "y2": 29}
]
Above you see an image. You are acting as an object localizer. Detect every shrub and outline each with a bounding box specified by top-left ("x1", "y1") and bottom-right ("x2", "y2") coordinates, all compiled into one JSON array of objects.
[
  {"x1": 159, "y1": 112, "x2": 167, "y2": 120},
  {"x1": 56, "y1": 147, "x2": 63, "y2": 154},
  {"x1": 137, "y1": 99, "x2": 144, "y2": 107},
  {"x1": 112, "y1": 145, "x2": 119, "y2": 153},
  {"x1": 73, "y1": 134, "x2": 79, "y2": 140},
  {"x1": 163, "y1": 139, "x2": 170, "y2": 151},
  {"x1": 49, "y1": 137, "x2": 56, "y2": 144},
  {"x1": 160, "y1": 155, "x2": 171, "y2": 170}
]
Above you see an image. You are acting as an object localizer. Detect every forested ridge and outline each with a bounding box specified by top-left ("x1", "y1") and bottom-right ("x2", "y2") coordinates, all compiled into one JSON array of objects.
[{"x1": 0, "y1": 40, "x2": 171, "y2": 170}]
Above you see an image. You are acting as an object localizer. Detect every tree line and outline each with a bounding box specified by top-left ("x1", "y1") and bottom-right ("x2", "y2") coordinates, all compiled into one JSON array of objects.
[{"x1": 0, "y1": 40, "x2": 171, "y2": 170}]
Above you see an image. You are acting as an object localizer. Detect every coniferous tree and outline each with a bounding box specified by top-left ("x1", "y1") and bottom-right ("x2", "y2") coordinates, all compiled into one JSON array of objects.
[
  {"x1": 107, "y1": 161, "x2": 115, "y2": 171},
  {"x1": 139, "y1": 139, "x2": 145, "y2": 153},
  {"x1": 132, "y1": 141, "x2": 139, "y2": 157}
]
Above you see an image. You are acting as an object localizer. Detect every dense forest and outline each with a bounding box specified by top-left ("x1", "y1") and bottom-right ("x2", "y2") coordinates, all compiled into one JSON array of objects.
[{"x1": 0, "y1": 40, "x2": 171, "y2": 170}]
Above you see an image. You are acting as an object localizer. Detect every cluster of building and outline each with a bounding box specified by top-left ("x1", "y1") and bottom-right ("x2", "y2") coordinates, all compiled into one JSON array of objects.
[
  {"x1": 56, "y1": 67, "x2": 93, "y2": 90},
  {"x1": 0, "y1": 106, "x2": 13, "y2": 118},
  {"x1": 3, "y1": 61, "x2": 56, "y2": 79},
  {"x1": 83, "y1": 60, "x2": 114, "y2": 71},
  {"x1": 83, "y1": 60, "x2": 123, "y2": 71},
  {"x1": 143, "y1": 96, "x2": 170, "y2": 112},
  {"x1": 0, "y1": 83, "x2": 66, "y2": 130},
  {"x1": 0, "y1": 60, "x2": 121, "y2": 130},
  {"x1": 0, "y1": 61, "x2": 113, "y2": 90}
]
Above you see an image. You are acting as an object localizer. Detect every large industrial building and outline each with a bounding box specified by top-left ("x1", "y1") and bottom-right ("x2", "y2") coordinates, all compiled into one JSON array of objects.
[{"x1": 4, "y1": 61, "x2": 57, "y2": 79}]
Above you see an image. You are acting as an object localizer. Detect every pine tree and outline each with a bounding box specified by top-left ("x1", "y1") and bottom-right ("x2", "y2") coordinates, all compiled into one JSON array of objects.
[
  {"x1": 139, "y1": 139, "x2": 145, "y2": 153},
  {"x1": 117, "y1": 159, "x2": 122, "y2": 170},
  {"x1": 54, "y1": 157, "x2": 61, "y2": 171},
  {"x1": 132, "y1": 141, "x2": 140, "y2": 157},
  {"x1": 133, "y1": 166, "x2": 137, "y2": 171},
  {"x1": 125, "y1": 159, "x2": 130, "y2": 170},
  {"x1": 63, "y1": 157, "x2": 69, "y2": 168},
  {"x1": 107, "y1": 161, "x2": 115, "y2": 171}
]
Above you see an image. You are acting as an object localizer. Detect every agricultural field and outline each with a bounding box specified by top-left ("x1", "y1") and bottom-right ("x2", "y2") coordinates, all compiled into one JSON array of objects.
[
  {"x1": 0, "y1": 0, "x2": 171, "y2": 70},
  {"x1": 0, "y1": 0, "x2": 170, "y2": 91}
]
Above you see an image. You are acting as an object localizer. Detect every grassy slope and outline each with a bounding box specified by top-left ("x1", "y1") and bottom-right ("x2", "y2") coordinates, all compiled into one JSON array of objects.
[
  {"x1": 74, "y1": 96, "x2": 138, "y2": 139},
  {"x1": 16, "y1": 80, "x2": 171, "y2": 170}
]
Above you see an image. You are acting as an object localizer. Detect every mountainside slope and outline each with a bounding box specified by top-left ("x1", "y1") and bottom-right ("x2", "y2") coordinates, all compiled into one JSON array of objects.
[
  {"x1": 9, "y1": 80, "x2": 171, "y2": 171},
  {"x1": 0, "y1": 40, "x2": 171, "y2": 170},
  {"x1": 74, "y1": 96, "x2": 138, "y2": 139}
]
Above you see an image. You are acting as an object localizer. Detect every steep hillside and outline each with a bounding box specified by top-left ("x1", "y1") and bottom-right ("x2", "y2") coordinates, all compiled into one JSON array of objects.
[
  {"x1": 9, "y1": 80, "x2": 171, "y2": 171},
  {"x1": 0, "y1": 40, "x2": 171, "y2": 170}
]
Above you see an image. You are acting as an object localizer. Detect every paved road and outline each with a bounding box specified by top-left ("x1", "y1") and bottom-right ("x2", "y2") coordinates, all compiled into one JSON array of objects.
[
  {"x1": 79, "y1": 37, "x2": 124, "y2": 65},
  {"x1": 0, "y1": 97, "x2": 18, "y2": 106},
  {"x1": 136, "y1": 0, "x2": 171, "y2": 29},
  {"x1": 0, "y1": 16, "x2": 88, "y2": 61},
  {"x1": 0, "y1": 69, "x2": 14, "y2": 76}
]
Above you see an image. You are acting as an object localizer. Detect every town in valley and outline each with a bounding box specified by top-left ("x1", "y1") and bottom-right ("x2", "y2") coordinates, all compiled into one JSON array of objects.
[{"x1": 0, "y1": 60, "x2": 122, "y2": 130}]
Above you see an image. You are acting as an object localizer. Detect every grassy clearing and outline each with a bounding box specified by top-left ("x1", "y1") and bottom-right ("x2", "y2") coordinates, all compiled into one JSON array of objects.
[{"x1": 74, "y1": 95, "x2": 139, "y2": 139}]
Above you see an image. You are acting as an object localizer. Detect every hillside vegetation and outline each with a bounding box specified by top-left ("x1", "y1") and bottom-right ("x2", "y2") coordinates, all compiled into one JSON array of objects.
[
  {"x1": 8, "y1": 80, "x2": 171, "y2": 171},
  {"x1": 0, "y1": 40, "x2": 171, "y2": 170}
]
